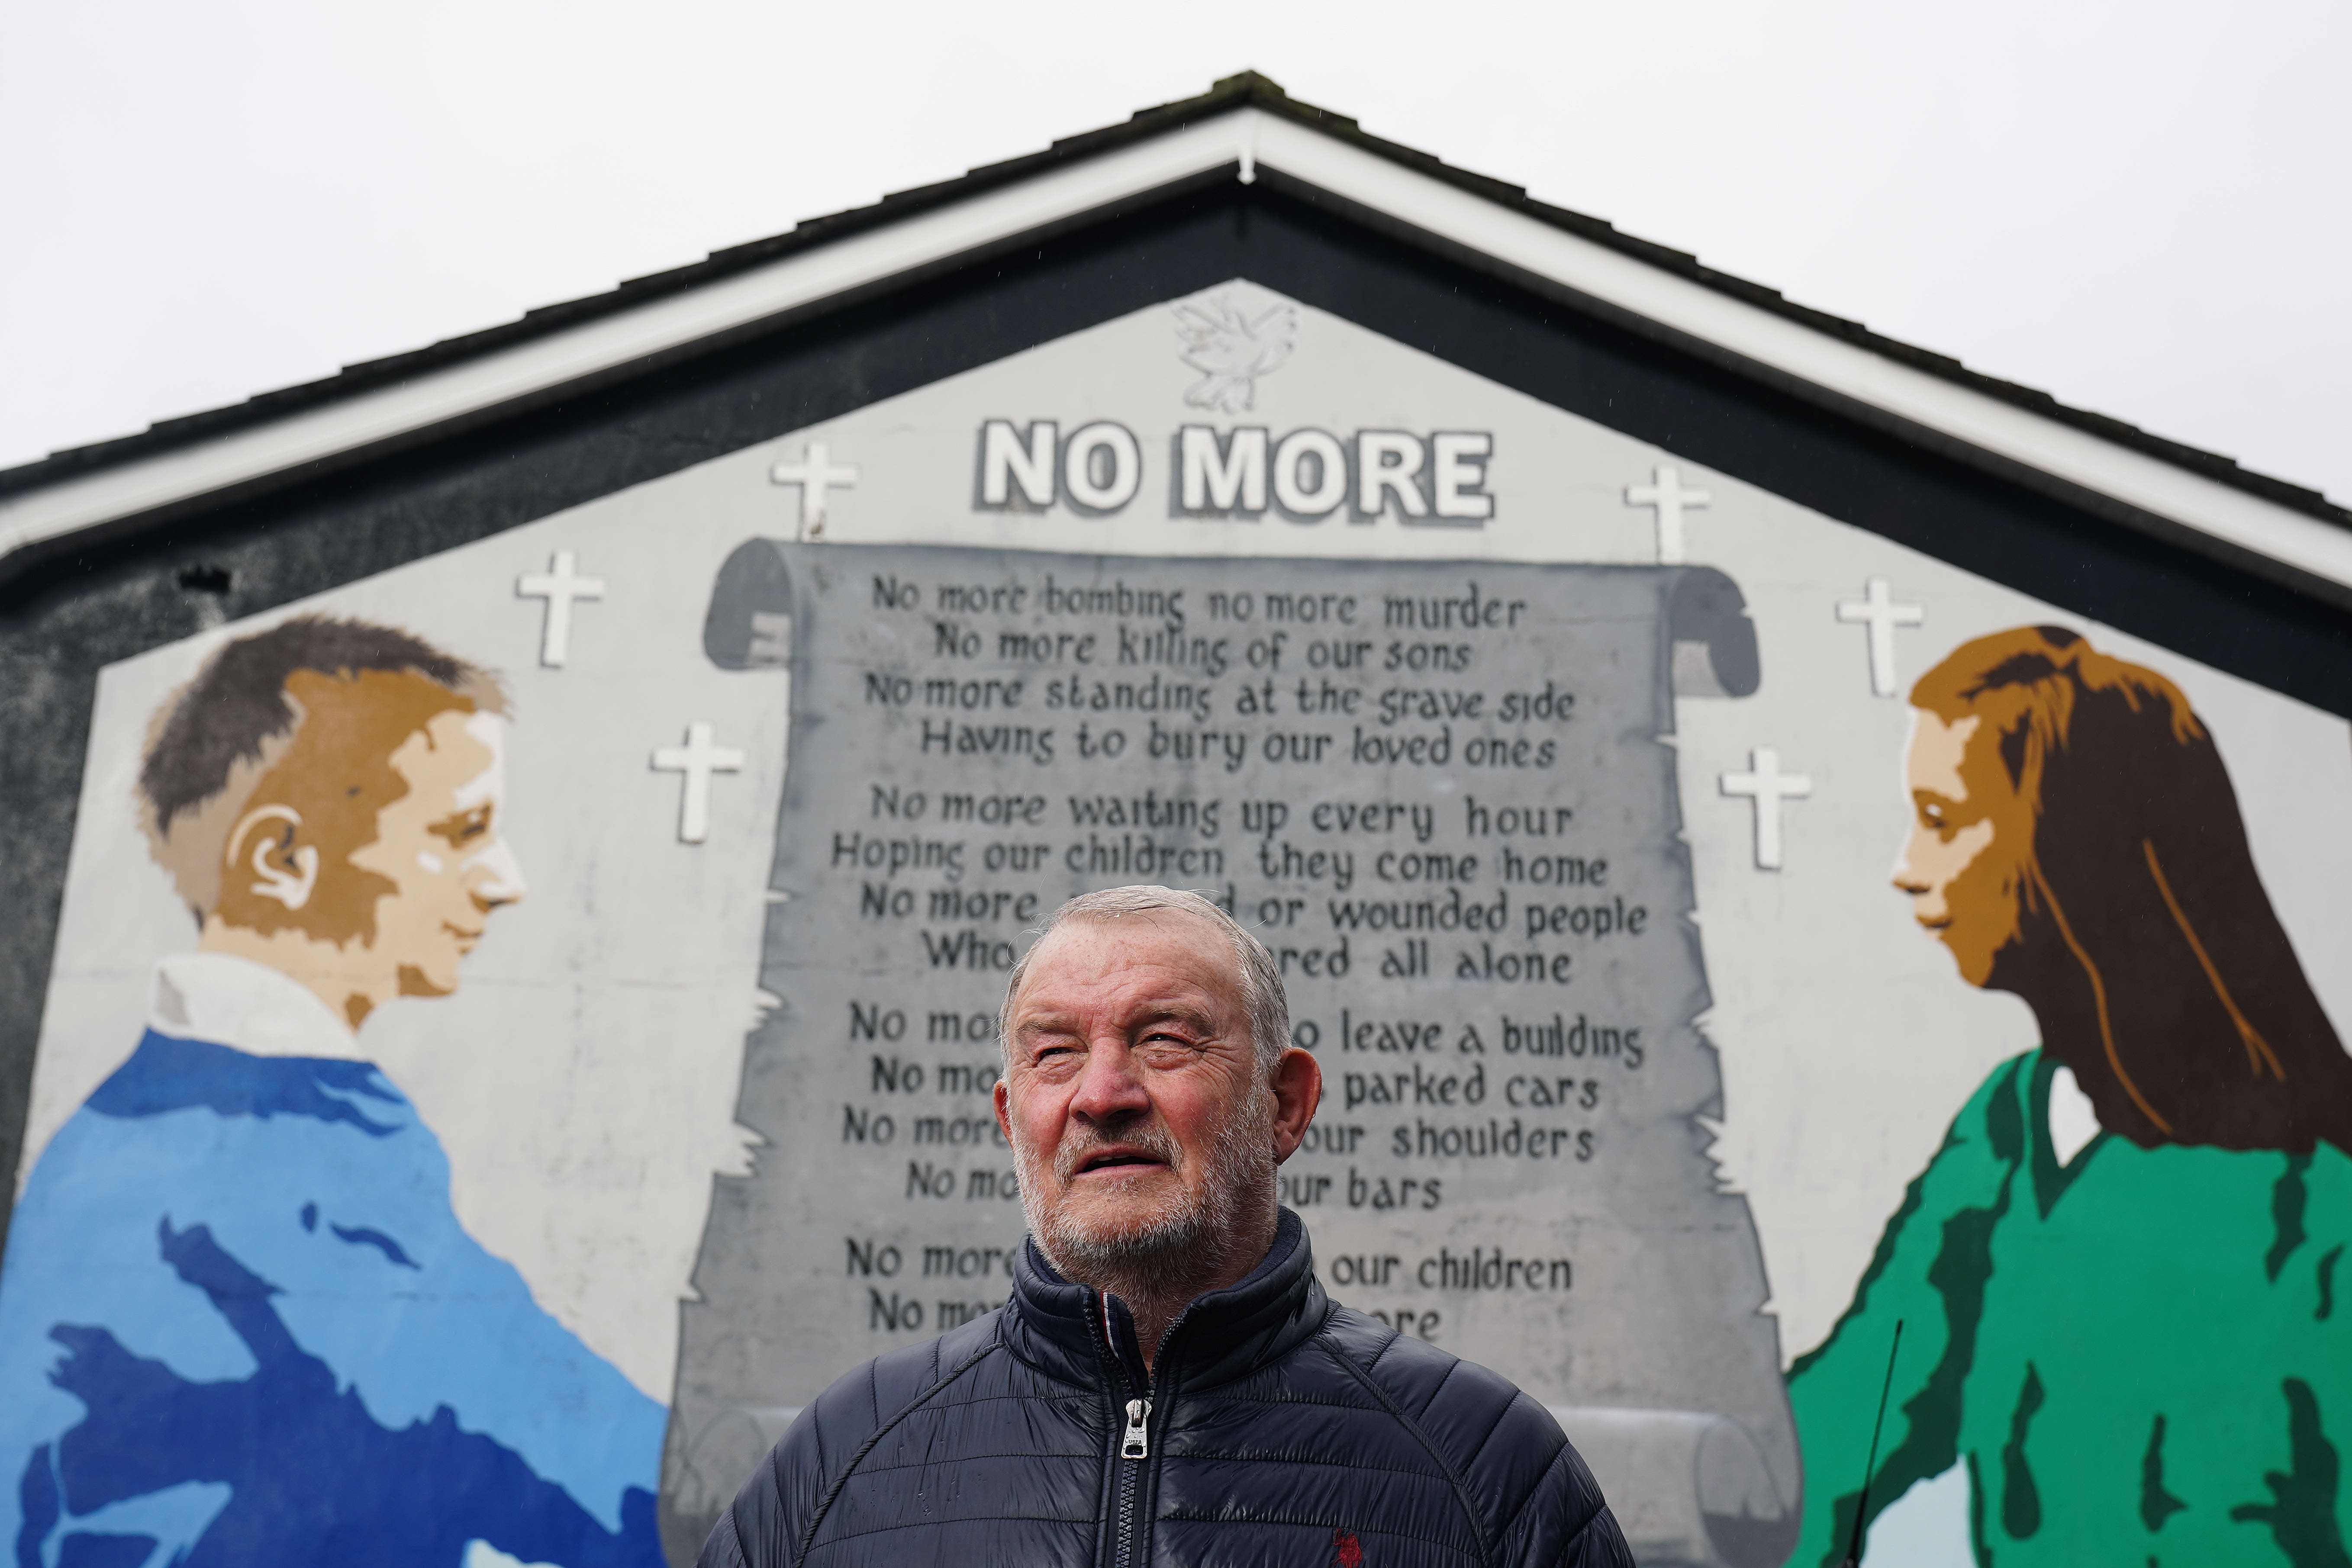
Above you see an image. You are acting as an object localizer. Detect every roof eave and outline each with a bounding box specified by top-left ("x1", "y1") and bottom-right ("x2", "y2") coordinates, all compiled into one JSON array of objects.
[{"x1": 1, "y1": 72, "x2": 2342, "y2": 577}]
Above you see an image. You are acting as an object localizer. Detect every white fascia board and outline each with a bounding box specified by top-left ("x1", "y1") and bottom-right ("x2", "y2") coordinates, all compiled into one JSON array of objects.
[
  {"x1": 0, "y1": 116, "x2": 1255, "y2": 567},
  {"x1": 6, "y1": 105, "x2": 2346, "y2": 596}
]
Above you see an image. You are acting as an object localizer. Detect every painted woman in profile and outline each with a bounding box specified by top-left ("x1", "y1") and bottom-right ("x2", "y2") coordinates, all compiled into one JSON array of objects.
[{"x1": 1788, "y1": 625, "x2": 2352, "y2": 1566}]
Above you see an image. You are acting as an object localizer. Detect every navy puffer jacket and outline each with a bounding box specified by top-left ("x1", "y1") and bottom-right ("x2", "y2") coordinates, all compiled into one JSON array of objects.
[{"x1": 700, "y1": 1210, "x2": 1632, "y2": 1568}]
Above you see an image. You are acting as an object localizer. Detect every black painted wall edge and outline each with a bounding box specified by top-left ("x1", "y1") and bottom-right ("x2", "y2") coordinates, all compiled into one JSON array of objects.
[{"x1": 3, "y1": 181, "x2": 2345, "y2": 1267}]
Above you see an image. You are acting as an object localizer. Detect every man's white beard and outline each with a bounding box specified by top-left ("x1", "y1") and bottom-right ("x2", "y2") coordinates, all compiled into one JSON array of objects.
[{"x1": 1016, "y1": 1093, "x2": 1276, "y2": 1311}]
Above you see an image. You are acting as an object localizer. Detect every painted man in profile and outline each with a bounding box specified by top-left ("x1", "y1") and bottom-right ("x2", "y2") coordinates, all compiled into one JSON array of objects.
[{"x1": 0, "y1": 616, "x2": 665, "y2": 1568}]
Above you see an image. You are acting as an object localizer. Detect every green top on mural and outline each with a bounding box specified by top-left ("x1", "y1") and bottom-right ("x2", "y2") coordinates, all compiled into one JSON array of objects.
[{"x1": 1790, "y1": 1047, "x2": 2351, "y2": 1567}]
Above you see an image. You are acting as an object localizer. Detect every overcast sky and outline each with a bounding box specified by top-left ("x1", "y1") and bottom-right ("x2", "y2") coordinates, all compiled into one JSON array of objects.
[{"x1": 4, "y1": 0, "x2": 2345, "y2": 505}]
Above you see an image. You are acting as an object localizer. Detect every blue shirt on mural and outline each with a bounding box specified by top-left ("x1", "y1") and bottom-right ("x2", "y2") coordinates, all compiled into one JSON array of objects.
[{"x1": 0, "y1": 954, "x2": 667, "y2": 1568}]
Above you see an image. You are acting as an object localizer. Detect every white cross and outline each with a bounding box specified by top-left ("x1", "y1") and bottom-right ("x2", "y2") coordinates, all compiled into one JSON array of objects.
[
  {"x1": 770, "y1": 442, "x2": 859, "y2": 534},
  {"x1": 515, "y1": 550, "x2": 606, "y2": 667},
  {"x1": 1721, "y1": 748, "x2": 1812, "y2": 871},
  {"x1": 1625, "y1": 465, "x2": 1712, "y2": 565},
  {"x1": 1835, "y1": 578, "x2": 1926, "y2": 697},
  {"x1": 651, "y1": 722, "x2": 746, "y2": 844}
]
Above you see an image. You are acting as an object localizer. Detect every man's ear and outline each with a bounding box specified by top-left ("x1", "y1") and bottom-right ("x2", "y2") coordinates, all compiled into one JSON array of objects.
[
  {"x1": 225, "y1": 803, "x2": 321, "y2": 911},
  {"x1": 1268, "y1": 1047, "x2": 1323, "y2": 1164},
  {"x1": 993, "y1": 1076, "x2": 1014, "y2": 1145}
]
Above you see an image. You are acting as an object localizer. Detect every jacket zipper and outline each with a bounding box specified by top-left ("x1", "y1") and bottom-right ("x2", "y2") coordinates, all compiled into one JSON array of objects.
[
  {"x1": 1112, "y1": 1382, "x2": 1152, "y2": 1568},
  {"x1": 1102, "y1": 1289, "x2": 1157, "y2": 1568}
]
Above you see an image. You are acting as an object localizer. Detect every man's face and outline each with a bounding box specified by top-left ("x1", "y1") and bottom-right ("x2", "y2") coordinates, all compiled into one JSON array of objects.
[
  {"x1": 1894, "y1": 710, "x2": 2030, "y2": 987},
  {"x1": 347, "y1": 710, "x2": 526, "y2": 997},
  {"x1": 995, "y1": 915, "x2": 1267, "y2": 1266}
]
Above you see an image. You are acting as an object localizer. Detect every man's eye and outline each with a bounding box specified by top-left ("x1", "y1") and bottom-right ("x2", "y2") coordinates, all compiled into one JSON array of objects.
[{"x1": 432, "y1": 808, "x2": 493, "y2": 848}]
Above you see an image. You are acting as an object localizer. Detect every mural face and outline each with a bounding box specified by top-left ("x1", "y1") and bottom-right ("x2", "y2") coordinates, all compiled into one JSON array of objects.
[
  {"x1": 197, "y1": 686, "x2": 525, "y2": 1024},
  {"x1": 4, "y1": 282, "x2": 2348, "y2": 1568},
  {"x1": 351, "y1": 708, "x2": 523, "y2": 998},
  {"x1": 1895, "y1": 712, "x2": 2018, "y2": 988}
]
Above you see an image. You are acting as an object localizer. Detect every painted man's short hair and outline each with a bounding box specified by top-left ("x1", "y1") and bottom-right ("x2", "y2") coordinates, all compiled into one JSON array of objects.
[{"x1": 138, "y1": 615, "x2": 503, "y2": 916}]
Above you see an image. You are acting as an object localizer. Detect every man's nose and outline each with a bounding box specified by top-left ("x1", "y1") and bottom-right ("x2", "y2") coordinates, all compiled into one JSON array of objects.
[
  {"x1": 1068, "y1": 1041, "x2": 1151, "y2": 1125},
  {"x1": 1891, "y1": 847, "x2": 1929, "y2": 895},
  {"x1": 468, "y1": 837, "x2": 528, "y2": 906}
]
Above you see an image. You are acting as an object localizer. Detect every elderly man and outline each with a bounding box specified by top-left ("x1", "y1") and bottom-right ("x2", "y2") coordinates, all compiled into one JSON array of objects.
[{"x1": 702, "y1": 885, "x2": 1631, "y2": 1567}]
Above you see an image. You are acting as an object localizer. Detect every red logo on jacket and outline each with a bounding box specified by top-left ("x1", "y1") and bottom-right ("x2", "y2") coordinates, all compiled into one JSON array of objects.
[{"x1": 1331, "y1": 1527, "x2": 1363, "y2": 1566}]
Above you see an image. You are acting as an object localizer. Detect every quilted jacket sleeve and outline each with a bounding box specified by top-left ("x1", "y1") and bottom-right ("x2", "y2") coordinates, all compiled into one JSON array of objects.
[
  {"x1": 1489, "y1": 1395, "x2": 1634, "y2": 1568},
  {"x1": 694, "y1": 1377, "x2": 857, "y2": 1568},
  {"x1": 696, "y1": 1315, "x2": 1006, "y2": 1568},
  {"x1": 1330, "y1": 1314, "x2": 1633, "y2": 1568}
]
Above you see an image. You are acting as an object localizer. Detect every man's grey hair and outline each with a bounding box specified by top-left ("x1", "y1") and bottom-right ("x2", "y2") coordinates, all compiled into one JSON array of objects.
[{"x1": 999, "y1": 885, "x2": 1290, "y2": 1076}]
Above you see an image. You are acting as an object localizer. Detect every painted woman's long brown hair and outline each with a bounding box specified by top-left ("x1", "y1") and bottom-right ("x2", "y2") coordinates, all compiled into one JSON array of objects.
[{"x1": 1912, "y1": 626, "x2": 2352, "y2": 1154}]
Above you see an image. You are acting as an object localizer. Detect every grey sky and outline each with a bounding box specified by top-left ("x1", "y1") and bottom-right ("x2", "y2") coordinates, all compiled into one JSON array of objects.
[{"x1": 3, "y1": 0, "x2": 2344, "y2": 505}]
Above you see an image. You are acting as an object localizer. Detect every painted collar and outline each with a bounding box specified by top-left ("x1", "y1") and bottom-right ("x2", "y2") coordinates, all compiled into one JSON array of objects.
[{"x1": 150, "y1": 951, "x2": 361, "y2": 1060}]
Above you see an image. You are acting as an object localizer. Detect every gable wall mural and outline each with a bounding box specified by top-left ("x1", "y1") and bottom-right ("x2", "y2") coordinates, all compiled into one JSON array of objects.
[{"x1": 3, "y1": 279, "x2": 2348, "y2": 1568}]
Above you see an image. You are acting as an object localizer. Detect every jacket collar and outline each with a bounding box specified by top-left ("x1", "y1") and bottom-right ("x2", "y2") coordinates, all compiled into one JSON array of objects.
[{"x1": 1006, "y1": 1207, "x2": 1328, "y2": 1392}]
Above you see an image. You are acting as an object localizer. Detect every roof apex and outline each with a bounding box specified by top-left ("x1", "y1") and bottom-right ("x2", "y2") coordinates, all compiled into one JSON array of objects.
[{"x1": 1, "y1": 74, "x2": 2342, "y2": 548}]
